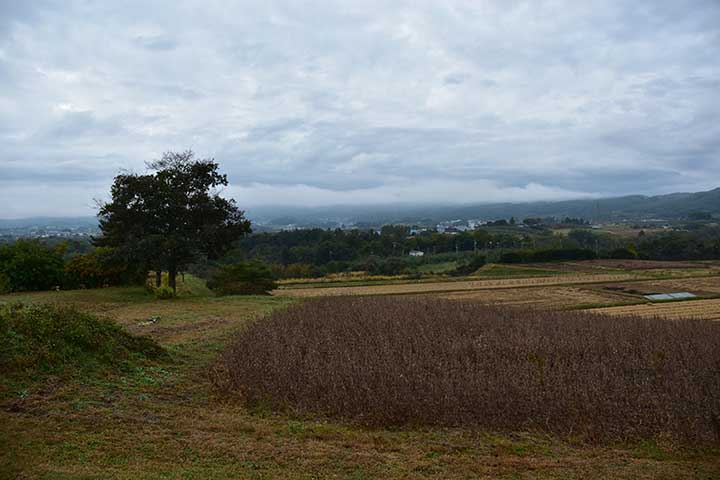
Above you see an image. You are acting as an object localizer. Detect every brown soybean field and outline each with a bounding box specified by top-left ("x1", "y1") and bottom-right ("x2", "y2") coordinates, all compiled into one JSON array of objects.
[{"x1": 218, "y1": 297, "x2": 720, "y2": 443}]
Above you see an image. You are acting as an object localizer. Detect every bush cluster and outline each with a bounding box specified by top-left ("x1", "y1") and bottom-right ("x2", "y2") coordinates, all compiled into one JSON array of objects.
[
  {"x1": 218, "y1": 297, "x2": 720, "y2": 444},
  {"x1": 0, "y1": 240, "x2": 140, "y2": 293},
  {"x1": 0, "y1": 240, "x2": 65, "y2": 292},
  {"x1": 207, "y1": 262, "x2": 277, "y2": 295},
  {"x1": 449, "y1": 254, "x2": 486, "y2": 276},
  {"x1": 153, "y1": 285, "x2": 176, "y2": 300},
  {"x1": 63, "y1": 247, "x2": 137, "y2": 289},
  {"x1": 500, "y1": 247, "x2": 597, "y2": 263}
]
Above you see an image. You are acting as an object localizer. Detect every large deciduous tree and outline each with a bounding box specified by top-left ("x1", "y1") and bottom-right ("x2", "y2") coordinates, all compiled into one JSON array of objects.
[{"x1": 95, "y1": 150, "x2": 251, "y2": 292}]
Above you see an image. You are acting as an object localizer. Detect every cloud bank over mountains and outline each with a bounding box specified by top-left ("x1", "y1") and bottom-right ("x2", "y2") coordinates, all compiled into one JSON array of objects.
[{"x1": 1, "y1": 0, "x2": 719, "y2": 217}]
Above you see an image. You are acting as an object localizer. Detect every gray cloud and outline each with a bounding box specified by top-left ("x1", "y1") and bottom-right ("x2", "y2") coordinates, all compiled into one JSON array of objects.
[
  {"x1": 0, "y1": 0, "x2": 719, "y2": 218},
  {"x1": 133, "y1": 34, "x2": 178, "y2": 51}
]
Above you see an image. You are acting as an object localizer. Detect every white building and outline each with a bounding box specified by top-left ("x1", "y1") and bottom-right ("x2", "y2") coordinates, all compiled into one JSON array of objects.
[{"x1": 408, "y1": 250, "x2": 424, "y2": 257}]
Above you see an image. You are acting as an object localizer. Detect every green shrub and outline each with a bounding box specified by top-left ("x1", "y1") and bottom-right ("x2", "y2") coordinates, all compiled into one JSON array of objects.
[
  {"x1": 0, "y1": 303, "x2": 165, "y2": 378},
  {"x1": 608, "y1": 247, "x2": 637, "y2": 259},
  {"x1": 63, "y1": 247, "x2": 128, "y2": 289},
  {"x1": 207, "y1": 262, "x2": 277, "y2": 296},
  {"x1": 154, "y1": 286, "x2": 176, "y2": 300},
  {"x1": 0, "y1": 240, "x2": 65, "y2": 292},
  {"x1": 500, "y1": 248, "x2": 597, "y2": 264},
  {"x1": 499, "y1": 251, "x2": 524, "y2": 264},
  {"x1": 450, "y1": 254, "x2": 486, "y2": 276},
  {"x1": 0, "y1": 272, "x2": 10, "y2": 294}
]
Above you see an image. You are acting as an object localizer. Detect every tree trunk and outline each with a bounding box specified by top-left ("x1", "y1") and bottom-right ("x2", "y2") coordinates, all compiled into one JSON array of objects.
[
  {"x1": 155, "y1": 270, "x2": 162, "y2": 288},
  {"x1": 168, "y1": 264, "x2": 177, "y2": 293}
]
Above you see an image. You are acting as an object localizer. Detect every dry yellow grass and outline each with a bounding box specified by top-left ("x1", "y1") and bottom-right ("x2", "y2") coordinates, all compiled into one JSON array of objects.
[
  {"x1": 590, "y1": 298, "x2": 720, "y2": 320},
  {"x1": 276, "y1": 273, "x2": 641, "y2": 297},
  {"x1": 437, "y1": 286, "x2": 630, "y2": 309},
  {"x1": 624, "y1": 276, "x2": 720, "y2": 295},
  {"x1": 278, "y1": 271, "x2": 413, "y2": 285}
]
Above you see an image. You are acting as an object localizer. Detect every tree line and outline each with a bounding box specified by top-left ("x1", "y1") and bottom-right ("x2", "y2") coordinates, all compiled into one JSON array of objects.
[
  {"x1": 3, "y1": 220, "x2": 718, "y2": 292},
  {"x1": 2, "y1": 149, "x2": 719, "y2": 292}
]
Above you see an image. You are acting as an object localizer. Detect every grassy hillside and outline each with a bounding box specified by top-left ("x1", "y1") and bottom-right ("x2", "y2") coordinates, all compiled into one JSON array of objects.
[{"x1": 0, "y1": 303, "x2": 165, "y2": 392}]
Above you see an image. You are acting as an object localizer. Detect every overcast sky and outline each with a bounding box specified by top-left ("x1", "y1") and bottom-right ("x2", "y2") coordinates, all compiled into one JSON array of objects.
[{"x1": 1, "y1": 1, "x2": 719, "y2": 218}]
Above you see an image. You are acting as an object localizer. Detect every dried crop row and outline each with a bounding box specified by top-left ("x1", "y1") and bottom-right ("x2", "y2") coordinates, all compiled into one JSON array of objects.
[
  {"x1": 275, "y1": 273, "x2": 640, "y2": 297},
  {"x1": 623, "y1": 276, "x2": 720, "y2": 296},
  {"x1": 590, "y1": 298, "x2": 720, "y2": 320},
  {"x1": 437, "y1": 286, "x2": 629, "y2": 309},
  {"x1": 594, "y1": 299, "x2": 720, "y2": 320}
]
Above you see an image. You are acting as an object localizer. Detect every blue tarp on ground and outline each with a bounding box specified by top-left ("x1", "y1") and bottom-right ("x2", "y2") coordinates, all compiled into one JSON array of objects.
[{"x1": 644, "y1": 292, "x2": 697, "y2": 301}]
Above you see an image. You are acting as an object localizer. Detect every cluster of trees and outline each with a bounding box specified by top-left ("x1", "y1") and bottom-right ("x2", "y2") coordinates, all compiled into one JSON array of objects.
[
  {"x1": 231, "y1": 224, "x2": 720, "y2": 277},
  {"x1": 233, "y1": 225, "x2": 605, "y2": 277},
  {"x1": 634, "y1": 227, "x2": 720, "y2": 260},
  {"x1": 0, "y1": 240, "x2": 135, "y2": 293},
  {"x1": 2, "y1": 225, "x2": 719, "y2": 293},
  {"x1": 0, "y1": 240, "x2": 65, "y2": 292},
  {"x1": 237, "y1": 227, "x2": 535, "y2": 268}
]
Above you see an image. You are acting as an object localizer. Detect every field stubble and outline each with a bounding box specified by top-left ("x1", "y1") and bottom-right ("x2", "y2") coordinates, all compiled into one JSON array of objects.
[{"x1": 276, "y1": 273, "x2": 641, "y2": 297}]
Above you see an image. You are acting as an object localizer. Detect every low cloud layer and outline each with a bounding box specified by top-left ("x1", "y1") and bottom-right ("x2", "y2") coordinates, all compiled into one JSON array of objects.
[{"x1": 1, "y1": 1, "x2": 719, "y2": 218}]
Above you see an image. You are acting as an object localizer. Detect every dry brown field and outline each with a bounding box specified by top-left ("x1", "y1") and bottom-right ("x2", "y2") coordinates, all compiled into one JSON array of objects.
[
  {"x1": 528, "y1": 259, "x2": 720, "y2": 273},
  {"x1": 579, "y1": 259, "x2": 716, "y2": 270},
  {"x1": 435, "y1": 286, "x2": 630, "y2": 309},
  {"x1": 621, "y1": 276, "x2": 720, "y2": 295},
  {"x1": 590, "y1": 298, "x2": 720, "y2": 320},
  {"x1": 275, "y1": 273, "x2": 641, "y2": 297}
]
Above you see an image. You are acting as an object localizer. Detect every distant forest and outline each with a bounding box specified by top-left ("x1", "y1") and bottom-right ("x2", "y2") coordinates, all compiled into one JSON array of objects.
[{"x1": 226, "y1": 222, "x2": 720, "y2": 278}]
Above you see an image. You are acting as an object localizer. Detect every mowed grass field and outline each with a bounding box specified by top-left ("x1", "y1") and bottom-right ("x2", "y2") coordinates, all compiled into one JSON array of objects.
[{"x1": 2, "y1": 264, "x2": 720, "y2": 479}]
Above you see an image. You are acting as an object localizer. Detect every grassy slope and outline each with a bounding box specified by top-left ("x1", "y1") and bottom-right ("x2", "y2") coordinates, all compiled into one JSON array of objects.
[{"x1": 1, "y1": 284, "x2": 719, "y2": 478}]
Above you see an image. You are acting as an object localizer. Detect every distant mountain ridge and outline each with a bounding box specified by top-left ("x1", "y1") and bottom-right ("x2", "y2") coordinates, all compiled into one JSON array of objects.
[
  {"x1": 0, "y1": 216, "x2": 99, "y2": 229},
  {"x1": 2, "y1": 188, "x2": 719, "y2": 230},
  {"x1": 248, "y1": 187, "x2": 720, "y2": 226}
]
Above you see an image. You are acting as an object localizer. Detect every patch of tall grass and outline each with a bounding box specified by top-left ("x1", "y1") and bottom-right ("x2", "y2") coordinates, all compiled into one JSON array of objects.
[{"x1": 0, "y1": 303, "x2": 165, "y2": 381}]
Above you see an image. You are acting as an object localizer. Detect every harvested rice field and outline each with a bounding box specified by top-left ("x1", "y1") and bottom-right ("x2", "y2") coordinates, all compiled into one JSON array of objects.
[
  {"x1": 620, "y1": 276, "x2": 720, "y2": 296},
  {"x1": 436, "y1": 286, "x2": 631, "y2": 309},
  {"x1": 590, "y1": 298, "x2": 720, "y2": 320},
  {"x1": 275, "y1": 273, "x2": 641, "y2": 297}
]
